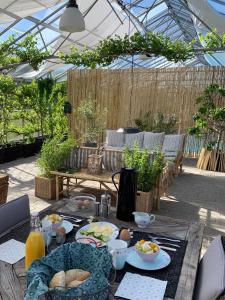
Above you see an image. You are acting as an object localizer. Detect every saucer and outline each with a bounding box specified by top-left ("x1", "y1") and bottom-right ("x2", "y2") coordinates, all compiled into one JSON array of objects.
[{"x1": 126, "y1": 247, "x2": 171, "y2": 270}]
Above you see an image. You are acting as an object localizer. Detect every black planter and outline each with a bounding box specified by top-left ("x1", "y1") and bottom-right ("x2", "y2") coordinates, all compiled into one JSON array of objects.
[
  {"x1": 84, "y1": 142, "x2": 98, "y2": 148},
  {"x1": 23, "y1": 143, "x2": 36, "y2": 158},
  {"x1": 0, "y1": 147, "x2": 5, "y2": 164},
  {"x1": 4, "y1": 143, "x2": 22, "y2": 162}
]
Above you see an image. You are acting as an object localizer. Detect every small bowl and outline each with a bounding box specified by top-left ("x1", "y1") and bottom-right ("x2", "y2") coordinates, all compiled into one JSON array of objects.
[
  {"x1": 135, "y1": 246, "x2": 160, "y2": 262},
  {"x1": 72, "y1": 194, "x2": 96, "y2": 211},
  {"x1": 44, "y1": 215, "x2": 63, "y2": 232}
]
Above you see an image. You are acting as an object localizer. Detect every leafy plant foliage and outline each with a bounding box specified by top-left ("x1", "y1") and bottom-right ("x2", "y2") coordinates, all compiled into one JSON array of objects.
[
  {"x1": 135, "y1": 112, "x2": 177, "y2": 134},
  {"x1": 0, "y1": 35, "x2": 49, "y2": 71},
  {"x1": 77, "y1": 94, "x2": 107, "y2": 143},
  {"x1": 36, "y1": 136, "x2": 75, "y2": 177},
  {"x1": 188, "y1": 84, "x2": 225, "y2": 151},
  {"x1": 60, "y1": 32, "x2": 193, "y2": 68},
  {"x1": 123, "y1": 143, "x2": 165, "y2": 192},
  {"x1": 0, "y1": 75, "x2": 68, "y2": 144}
]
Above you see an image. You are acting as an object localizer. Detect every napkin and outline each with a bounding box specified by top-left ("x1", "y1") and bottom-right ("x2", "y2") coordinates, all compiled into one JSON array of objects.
[
  {"x1": 0, "y1": 239, "x2": 25, "y2": 264},
  {"x1": 115, "y1": 272, "x2": 167, "y2": 300}
]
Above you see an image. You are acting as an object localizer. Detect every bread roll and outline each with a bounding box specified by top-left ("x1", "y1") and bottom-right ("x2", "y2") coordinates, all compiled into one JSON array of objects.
[
  {"x1": 49, "y1": 271, "x2": 65, "y2": 289},
  {"x1": 65, "y1": 269, "x2": 90, "y2": 285},
  {"x1": 67, "y1": 280, "x2": 84, "y2": 288}
]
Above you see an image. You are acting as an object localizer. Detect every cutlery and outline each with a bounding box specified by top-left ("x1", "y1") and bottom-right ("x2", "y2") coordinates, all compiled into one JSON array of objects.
[
  {"x1": 59, "y1": 214, "x2": 83, "y2": 223},
  {"x1": 152, "y1": 240, "x2": 180, "y2": 248},
  {"x1": 73, "y1": 224, "x2": 80, "y2": 228},
  {"x1": 148, "y1": 234, "x2": 181, "y2": 243},
  {"x1": 160, "y1": 246, "x2": 177, "y2": 252}
]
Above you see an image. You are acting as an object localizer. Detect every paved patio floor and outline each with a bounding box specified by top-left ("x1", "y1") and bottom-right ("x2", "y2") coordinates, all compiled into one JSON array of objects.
[{"x1": 1, "y1": 155, "x2": 225, "y2": 254}]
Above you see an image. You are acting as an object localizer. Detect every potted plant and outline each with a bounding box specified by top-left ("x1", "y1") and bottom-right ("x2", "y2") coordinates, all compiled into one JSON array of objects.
[
  {"x1": 77, "y1": 94, "x2": 107, "y2": 147},
  {"x1": 124, "y1": 144, "x2": 165, "y2": 211},
  {"x1": 189, "y1": 84, "x2": 225, "y2": 172},
  {"x1": 35, "y1": 136, "x2": 75, "y2": 200}
]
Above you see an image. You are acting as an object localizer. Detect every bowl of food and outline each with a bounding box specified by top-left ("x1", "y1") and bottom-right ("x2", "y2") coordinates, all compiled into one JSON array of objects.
[
  {"x1": 72, "y1": 194, "x2": 96, "y2": 211},
  {"x1": 44, "y1": 214, "x2": 63, "y2": 232},
  {"x1": 135, "y1": 240, "x2": 160, "y2": 261}
]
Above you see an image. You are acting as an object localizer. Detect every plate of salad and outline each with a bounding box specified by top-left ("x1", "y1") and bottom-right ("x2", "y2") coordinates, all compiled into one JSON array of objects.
[{"x1": 75, "y1": 222, "x2": 119, "y2": 244}]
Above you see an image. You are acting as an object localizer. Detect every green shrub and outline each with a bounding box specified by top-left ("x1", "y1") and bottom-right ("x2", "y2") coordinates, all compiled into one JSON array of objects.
[
  {"x1": 123, "y1": 143, "x2": 165, "y2": 192},
  {"x1": 36, "y1": 136, "x2": 75, "y2": 177}
]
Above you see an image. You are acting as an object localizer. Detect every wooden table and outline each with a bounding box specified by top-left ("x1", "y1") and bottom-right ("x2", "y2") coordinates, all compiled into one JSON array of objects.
[
  {"x1": 50, "y1": 170, "x2": 119, "y2": 200},
  {"x1": 0, "y1": 199, "x2": 204, "y2": 300}
]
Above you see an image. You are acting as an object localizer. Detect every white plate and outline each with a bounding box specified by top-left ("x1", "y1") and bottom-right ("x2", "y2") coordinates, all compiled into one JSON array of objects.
[
  {"x1": 52, "y1": 220, "x2": 73, "y2": 237},
  {"x1": 75, "y1": 221, "x2": 119, "y2": 244},
  {"x1": 126, "y1": 247, "x2": 171, "y2": 270}
]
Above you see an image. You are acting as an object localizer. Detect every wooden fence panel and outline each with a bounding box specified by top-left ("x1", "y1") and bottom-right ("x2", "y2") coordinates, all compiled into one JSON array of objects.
[{"x1": 68, "y1": 67, "x2": 225, "y2": 140}]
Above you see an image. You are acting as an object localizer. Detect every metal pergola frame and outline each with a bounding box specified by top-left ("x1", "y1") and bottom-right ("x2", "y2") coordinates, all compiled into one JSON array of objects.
[{"x1": 0, "y1": 0, "x2": 225, "y2": 80}]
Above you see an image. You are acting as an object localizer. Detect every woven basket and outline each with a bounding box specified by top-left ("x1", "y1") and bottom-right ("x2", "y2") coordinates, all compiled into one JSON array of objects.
[
  {"x1": 0, "y1": 174, "x2": 9, "y2": 205},
  {"x1": 0, "y1": 183, "x2": 9, "y2": 205}
]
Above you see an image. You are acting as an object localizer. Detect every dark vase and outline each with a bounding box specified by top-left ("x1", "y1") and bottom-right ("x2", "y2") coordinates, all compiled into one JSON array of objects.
[
  {"x1": 84, "y1": 141, "x2": 98, "y2": 148},
  {"x1": 112, "y1": 168, "x2": 138, "y2": 222}
]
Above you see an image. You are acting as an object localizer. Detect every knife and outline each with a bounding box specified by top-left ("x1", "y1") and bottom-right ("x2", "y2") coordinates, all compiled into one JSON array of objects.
[{"x1": 159, "y1": 246, "x2": 177, "y2": 252}]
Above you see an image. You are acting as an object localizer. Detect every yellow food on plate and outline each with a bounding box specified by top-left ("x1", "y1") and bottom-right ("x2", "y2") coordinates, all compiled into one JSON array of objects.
[
  {"x1": 135, "y1": 240, "x2": 159, "y2": 254},
  {"x1": 45, "y1": 214, "x2": 63, "y2": 224}
]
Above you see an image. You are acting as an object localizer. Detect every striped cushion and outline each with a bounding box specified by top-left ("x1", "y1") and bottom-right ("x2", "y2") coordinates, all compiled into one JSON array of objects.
[
  {"x1": 125, "y1": 132, "x2": 144, "y2": 148},
  {"x1": 162, "y1": 134, "x2": 185, "y2": 152},
  {"x1": 143, "y1": 132, "x2": 165, "y2": 151},
  {"x1": 106, "y1": 130, "x2": 125, "y2": 147}
]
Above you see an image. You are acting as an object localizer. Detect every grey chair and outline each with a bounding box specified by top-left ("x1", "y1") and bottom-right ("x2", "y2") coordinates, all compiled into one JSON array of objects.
[
  {"x1": 193, "y1": 235, "x2": 225, "y2": 300},
  {"x1": 0, "y1": 194, "x2": 30, "y2": 237}
]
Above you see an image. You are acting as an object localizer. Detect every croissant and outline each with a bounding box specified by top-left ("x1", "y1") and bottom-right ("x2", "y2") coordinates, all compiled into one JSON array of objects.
[
  {"x1": 67, "y1": 280, "x2": 84, "y2": 288},
  {"x1": 65, "y1": 269, "x2": 90, "y2": 285},
  {"x1": 49, "y1": 271, "x2": 65, "y2": 289}
]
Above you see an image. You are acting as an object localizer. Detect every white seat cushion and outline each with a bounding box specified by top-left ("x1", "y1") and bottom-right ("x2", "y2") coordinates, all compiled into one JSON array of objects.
[
  {"x1": 125, "y1": 132, "x2": 144, "y2": 149},
  {"x1": 143, "y1": 132, "x2": 165, "y2": 151},
  {"x1": 106, "y1": 130, "x2": 125, "y2": 147},
  {"x1": 194, "y1": 236, "x2": 225, "y2": 300},
  {"x1": 104, "y1": 145, "x2": 124, "y2": 151},
  {"x1": 162, "y1": 134, "x2": 185, "y2": 152},
  {"x1": 163, "y1": 151, "x2": 178, "y2": 157}
]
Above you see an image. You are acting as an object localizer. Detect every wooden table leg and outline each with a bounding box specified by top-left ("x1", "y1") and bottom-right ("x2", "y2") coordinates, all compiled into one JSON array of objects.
[
  {"x1": 56, "y1": 175, "x2": 59, "y2": 201},
  {"x1": 66, "y1": 177, "x2": 70, "y2": 197}
]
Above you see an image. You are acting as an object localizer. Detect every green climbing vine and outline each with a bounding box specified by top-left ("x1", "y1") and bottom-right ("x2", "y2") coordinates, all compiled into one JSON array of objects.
[{"x1": 59, "y1": 32, "x2": 194, "y2": 68}]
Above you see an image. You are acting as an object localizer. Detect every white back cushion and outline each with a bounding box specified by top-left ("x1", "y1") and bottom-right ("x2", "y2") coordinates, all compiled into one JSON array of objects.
[
  {"x1": 106, "y1": 130, "x2": 125, "y2": 147},
  {"x1": 162, "y1": 134, "x2": 185, "y2": 152},
  {"x1": 194, "y1": 236, "x2": 225, "y2": 300},
  {"x1": 143, "y1": 132, "x2": 165, "y2": 151},
  {"x1": 125, "y1": 132, "x2": 144, "y2": 148}
]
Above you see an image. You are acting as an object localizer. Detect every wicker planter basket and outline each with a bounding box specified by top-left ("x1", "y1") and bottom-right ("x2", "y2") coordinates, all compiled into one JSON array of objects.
[
  {"x1": 35, "y1": 176, "x2": 62, "y2": 200},
  {"x1": 136, "y1": 191, "x2": 153, "y2": 212},
  {"x1": 0, "y1": 174, "x2": 9, "y2": 205}
]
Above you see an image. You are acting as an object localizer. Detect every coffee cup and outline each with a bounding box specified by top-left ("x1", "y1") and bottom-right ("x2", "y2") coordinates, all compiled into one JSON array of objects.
[{"x1": 107, "y1": 239, "x2": 128, "y2": 270}]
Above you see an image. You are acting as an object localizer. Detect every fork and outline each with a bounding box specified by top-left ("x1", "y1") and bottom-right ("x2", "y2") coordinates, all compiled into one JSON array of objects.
[
  {"x1": 58, "y1": 214, "x2": 83, "y2": 223},
  {"x1": 148, "y1": 234, "x2": 181, "y2": 243}
]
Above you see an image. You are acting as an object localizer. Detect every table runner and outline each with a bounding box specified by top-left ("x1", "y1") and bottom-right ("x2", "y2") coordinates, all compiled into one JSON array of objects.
[
  {"x1": 115, "y1": 231, "x2": 187, "y2": 299},
  {"x1": 0, "y1": 211, "x2": 187, "y2": 299}
]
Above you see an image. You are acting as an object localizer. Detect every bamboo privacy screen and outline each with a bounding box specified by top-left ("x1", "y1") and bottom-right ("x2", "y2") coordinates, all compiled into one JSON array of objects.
[{"x1": 68, "y1": 67, "x2": 225, "y2": 140}]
